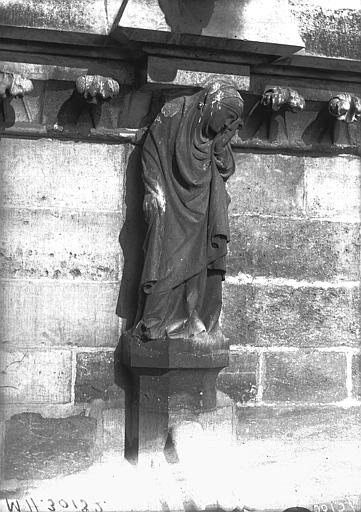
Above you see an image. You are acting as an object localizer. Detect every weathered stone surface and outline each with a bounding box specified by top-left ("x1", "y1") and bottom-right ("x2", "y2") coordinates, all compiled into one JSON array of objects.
[
  {"x1": 352, "y1": 353, "x2": 361, "y2": 399},
  {"x1": 0, "y1": 280, "x2": 120, "y2": 347},
  {"x1": 6, "y1": 80, "x2": 44, "y2": 124},
  {"x1": 0, "y1": 208, "x2": 122, "y2": 280},
  {"x1": 248, "y1": 74, "x2": 361, "y2": 103},
  {"x1": 223, "y1": 282, "x2": 360, "y2": 347},
  {"x1": 0, "y1": 419, "x2": 5, "y2": 480},
  {"x1": 328, "y1": 93, "x2": 361, "y2": 124},
  {"x1": 235, "y1": 405, "x2": 361, "y2": 444},
  {"x1": 4, "y1": 413, "x2": 97, "y2": 480},
  {"x1": 0, "y1": 0, "x2": 122, "y2": 34},
  {"x1": 75, "y1": 352, "x2": 122, "y2": 403},
  {"x1": 42, "y1": 81, "x2": 75, "y2": 126},
  {"x1": 305, "y1": 156, "x2": 361, "y2": 220},
  {"x1": 41, "y1": 83, "x2": 148, "y2": 130},
  {"x1": 217, "y1": 351, "x2": 258, "y2": 403},
  {"x1": 228, "y1": 216, "x2": 360, "y2": 280},
  {"x1": 261, "y1": 86, "x2": 305, "y2": 112},
  {"x1": 76, "y1": 75, "x2": 120, "y2": 103},
  {"x1": 0, "y1": 350, "x2": 72, "y2": 404},
  {"x1": 289, "y1": 2, "x2": 361, "y2": 59},
  {"x1": 147, "y1": 56, "x2": 250, "y2": 89},
  {"x1": 119, "y1": 0, "x2": 304, "y2": 49},
  {"x1": 0, "y1": 138, "x2": 127, "y2": 211},
  {"x1": 230, "y1": 152, "x2": 305, "y2": 216},
  {"x1": 263, "y1": 350, "x2": 347, "y2": 402},
  {"x1": 102, "y1": 407, "x2": 125, "y2": 454},
  {"x1": 0, "y1": 72, "x2": 33, "y2": 98}
]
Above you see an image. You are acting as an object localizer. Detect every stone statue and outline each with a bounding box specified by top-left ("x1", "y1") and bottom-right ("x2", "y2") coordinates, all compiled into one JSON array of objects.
[{"x1": 133, "y1": 81, "x2": 244, "y2": 341}]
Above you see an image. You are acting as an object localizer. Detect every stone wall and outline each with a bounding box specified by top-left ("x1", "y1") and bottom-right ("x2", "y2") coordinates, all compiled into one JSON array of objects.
[
  {"x1": 0, "y1": 136, "x2": 129, "y2": 480},
  {"x1": 218, "y1": 151, "x2": 361, "y2": 444},
  {"x1": 2, "y1": 136, "x2": 360, "y2": 483},
  {"x1": 0, "y1": 0, "x2": 361, "y2": 488},
  {"x1": 219, "y1": 152, "x2": 361, "y2": 399}
]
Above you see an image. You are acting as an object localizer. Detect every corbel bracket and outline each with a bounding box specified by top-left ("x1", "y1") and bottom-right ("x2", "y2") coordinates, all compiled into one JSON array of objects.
[
  {"x1": 0, "y1": 71, "x2": 34, "y2": 99},
  {"x1": 242, "y1": 85, "x2": 305, "y2": 142},
  {"x1": 54, "y1": 75, "x2": 120, "y2": 132},
  {"x1": 75, "y1": 75, "x2": 120, "y2": 104},
  {"x1": 0, "y1": 71, "x2": 34, "y2": 126},
  {"x1": 328, "y1": 93, "x2": 361, "y2": 123},
  {"x1": 261, "y1": 86, "x2": 305, "y2": 112}
]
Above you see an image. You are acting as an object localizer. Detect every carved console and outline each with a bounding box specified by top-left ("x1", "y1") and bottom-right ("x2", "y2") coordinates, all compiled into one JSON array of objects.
[
  {"x1": 54, "y1": 74, "x2": 120, "y2": 131},
  {"x1": 243, "y1": 85, "x2": 305, "y2": 142},
  {"x1": 0, "y1": 71, "x2": 33, "y2": 99},
  {"x1": 0, "y1": 71, "x2": 34, "y2": 125},
  {"x1": 328, "y1": 93, "x2": 361, "y2": 123},
  {"x1": 261, "y1": 86, "x2": 305, "y2": 112},
  {"x1": 75, "y1": 74, "x2": 120, "y2": 104}
]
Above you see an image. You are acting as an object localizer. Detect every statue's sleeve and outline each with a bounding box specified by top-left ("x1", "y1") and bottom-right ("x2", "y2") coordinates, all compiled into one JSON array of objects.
[
  {"x1": 213, "y1": 143, "x2": 235, "y2": 181},
  {"x1": 141, "y1": 127, "x2": 166, "y2": 223}
]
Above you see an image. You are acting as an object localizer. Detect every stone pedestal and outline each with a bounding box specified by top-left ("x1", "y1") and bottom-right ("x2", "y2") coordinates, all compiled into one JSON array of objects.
[{"x1": 121, "y1": 332, "x2": 230, "y2": 464}]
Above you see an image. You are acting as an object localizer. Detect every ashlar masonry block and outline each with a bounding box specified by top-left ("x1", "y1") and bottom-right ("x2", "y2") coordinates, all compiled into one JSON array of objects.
[
  {"x1": 230, "y1": 153, "x2": 305, "y2": 216},
  {"x1": 75, "y1": 352, "x2": 122, "y2": 403},
  {"x1": 4, "y1": 413, "x2": 97, "y2": 480},
  {"x1": 0, "y1": 208, "x2": 121, "y2": 280},
  {"x1": 222, "y1": 282, "x2": 360, "y2": 348},
  {"x1": 0, "y1": 350, "x2": 72, "y2": 404},
  {"x1": 305, "y1": 156, "x2": 361, "y2": 220},
  {"x1": 217, "y1": 351, "x2": 258, "y2": 403},
  {"x1": 0, "y1": 280, "x2": 120, "y2": 348},
  {"x1": 0, "y1": 139, "x2": 127, "y2": 211},
  {"x1": 228, "y1": 216, "x2": 360, "y2": 280},
  {"x1": 352, "y1": 353, "x2": 361, "y2": 399},
  {"x1": 263, "y1": 350, "x2": 347, "y2": 403}
]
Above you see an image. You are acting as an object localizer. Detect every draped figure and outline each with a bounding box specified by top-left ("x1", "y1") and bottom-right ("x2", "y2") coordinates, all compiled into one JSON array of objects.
[{"x1": 134, "y1": 81, "x2": 244, "y2": 340}]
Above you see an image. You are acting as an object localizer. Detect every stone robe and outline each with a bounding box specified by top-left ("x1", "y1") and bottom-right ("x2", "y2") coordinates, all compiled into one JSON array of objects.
[{"x1": 135, "y1": 85, "x2": 241, "y2": 340}]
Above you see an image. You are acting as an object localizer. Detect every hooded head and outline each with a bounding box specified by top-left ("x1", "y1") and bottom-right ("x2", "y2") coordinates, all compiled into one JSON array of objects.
[{"x1": 199, "y1": 80, "x2": 244, "y2": 138}]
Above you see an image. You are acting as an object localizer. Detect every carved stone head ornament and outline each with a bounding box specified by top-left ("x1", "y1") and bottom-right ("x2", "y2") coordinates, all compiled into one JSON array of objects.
[
  {"x1": 328, "y1": 93, "x2": 361, "y2": 123},
  {"x1": 261, "y1": 86, "x2": 305, "y2": 112},
  {"x1": 0, "y1": 71, "x2": 34, "y2": 99},
  {"x1": 75, "y1": 75, "x2": 120, "y2": 104}
]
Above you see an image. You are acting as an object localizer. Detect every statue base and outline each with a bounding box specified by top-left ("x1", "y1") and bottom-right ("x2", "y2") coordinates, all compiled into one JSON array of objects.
[{"x1": 119, "y1": 331, "x2": 231, "y2": 464}]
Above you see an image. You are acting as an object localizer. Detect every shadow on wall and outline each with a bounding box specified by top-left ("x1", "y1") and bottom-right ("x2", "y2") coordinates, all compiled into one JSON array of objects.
[
  {"x1": 301, "y1": 104, "x2": 356, "y2": 146},
  {"x1": 116, "y1": 145, "x2": 146, "y2": 331},
  {"x1": 0, "y1": 98, "x2": 16, "y2": 129},
  {"x1": 158, "y1": 0, "x2": 215, "y2": 34},
  {"x1": 114, "y1": 145, "x2": 146, "y2": 401}
]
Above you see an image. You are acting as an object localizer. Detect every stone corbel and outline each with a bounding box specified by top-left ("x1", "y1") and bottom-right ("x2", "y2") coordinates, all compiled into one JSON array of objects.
[
  {"x1": 0, "y1": 71, "x2": 34, "y2": 124},
  {"x1": 54, "y1": 74, "x2": 120, "y2": 132},
  {"x1": 243, "y1": 86, "x2": 305, "y2": 142},
  {"x1": 0, "y1": 71, "x2": 34, "y2": 99},
  {"x1": 75, "y1": 75, "x2": 120, "y2": 104},
  {"x1": 328, "y1": 93, "x2": 361, "y2": 123},
  {"x1": 261, "y1": 86, "x2": 305, "y2": 112},
  {"x1": 54, "y1": 75, "x2": 120, "y2": 132}
]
